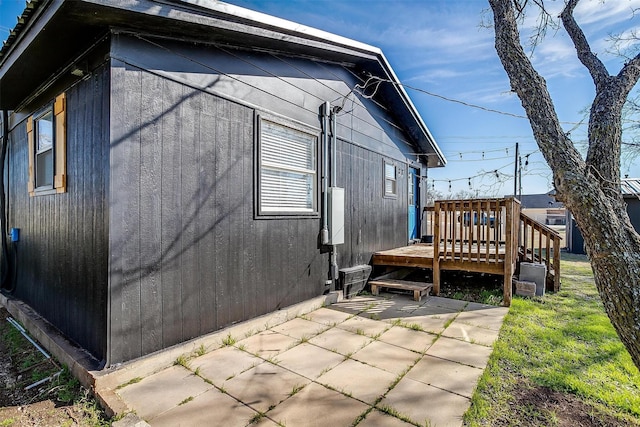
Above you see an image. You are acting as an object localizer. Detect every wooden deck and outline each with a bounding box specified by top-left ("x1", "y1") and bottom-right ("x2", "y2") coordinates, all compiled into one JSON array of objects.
[
  {"x1": 371, "y1": 244, "x2": 435, "y2": 269},
  {"x1": 370, "y1": 197, "x2": 562, "y2": 307}
]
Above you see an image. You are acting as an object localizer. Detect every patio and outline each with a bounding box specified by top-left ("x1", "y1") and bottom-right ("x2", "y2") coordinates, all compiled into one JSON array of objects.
[{"x1": 109, "y1": 293, "x2": 508, "y2": 427}]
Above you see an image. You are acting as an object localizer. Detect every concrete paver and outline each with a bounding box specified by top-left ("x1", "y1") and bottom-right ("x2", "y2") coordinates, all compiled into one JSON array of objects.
[
  {"x1": 115, "y1": 365, "x2": 212, "y2": 421},
  {"x1": 464, "y1": 302, "x2": 508, "y2": 314},
  {"x1": 270, "y1": 317, "x2": 329, "y2": 340},
  {"x1": 304, "y1": 307, "x2": 353, "y2": 325},
  {"x1": 274, "y1": 343, "x2": 345, "y2": 379},
  {"x1": 105, "y1": 293, "x2": 508, "y2": 427},
  {"x1": 395, "y1": 312, "x2": 457, "y2": 335},
  {"x1": 224, "y1": 362, "x2": 311, "y2": 413},
  {"x1": 378, "y1": 325, "x2": 437, "y2": 353},
  {"x1": 150, "y1": 388, "x2": 259, "y2": 427},
  {"x1": 352, "y1": 340, "x2": 421, "y2": 375},
  {"x1": 191, "y1": 346, "x2": 263, "y2": 385},
  {"x1": 265, "y1": 382, "x2": 369, "y2": 427},
  {"x1": 235, "y1": 330, "x2": 299, "y2": 358},
  {"x1": 308, "y1": 326, "x2": 372, "y2": 355},
  {"x1": 442, "y1": 320, "x2": 501, "y2": 346},
  {"x1": 406, "y1": 354, "x2": 483, "y2": 398},
  {"x1": 316, "y1": 359, "x2": 397, "y2": 404},
  {"x1": 411, "y1": 304, "x2": 459, "y2": 316},
  {"x1": 426, "y1": 336, "x2": 494, "y2": 369},
  {"x1": 455, "y1": 310, "x2": 507, "y2": 330},
  {"x1": 358, "y1": 410, "x2": 416, "y2": 426},
  {"x1": 424, "y1": 296, "x2": 469, "y2": 311},
  {"x1": 379, "y1": 377, "x2": 469, "y2": 427},
  {"x1": 337, "y1": 315, "x2": 391, "y2": 338}
]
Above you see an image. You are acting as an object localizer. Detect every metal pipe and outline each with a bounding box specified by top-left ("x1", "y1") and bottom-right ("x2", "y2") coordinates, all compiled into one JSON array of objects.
[
  {"x1": 7, "y1": 317, "x2": 50, "y2": 359},
  {"x1": 320, "y1": 102, "x2": 330, "y2": 245},
  {"x1": 329, "y1": 107, "x2": 339, "y2": 290},
  {"x1": 25, "y1": 370, "x2": 62, "y2": 391},
  {"x1": 0, "y1": 110, "x2": 9, "y2": 291}
]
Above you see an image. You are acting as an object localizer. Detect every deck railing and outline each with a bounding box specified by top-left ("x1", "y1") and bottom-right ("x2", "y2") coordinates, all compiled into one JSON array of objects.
[
  {"x1": 431, "y1": 198, "x2": 521, "y2": 305},
  {"x1": 519, "y1": 212, "x2": 562, "y2": 291}
]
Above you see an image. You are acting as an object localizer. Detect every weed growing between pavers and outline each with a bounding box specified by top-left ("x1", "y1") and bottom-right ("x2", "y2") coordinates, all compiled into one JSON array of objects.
[
  {"x1": 377, "y1": 405, "x2": 415, "y2": 425},
  {"x1": 221, "y1": 333, "x2": 236, "y2": 346},
  {"x1": 116, "y1": 377, "x2": 142, "y2": 390},
  {"x1": 194, "y1": 344, "x2": 207, "y2": 356},
  {"x1": 178, "y1": 396, "x2": 193, "y2": 405},
  {"x1": 174, "y1": 354, "x2": 190, "y2": 369}
]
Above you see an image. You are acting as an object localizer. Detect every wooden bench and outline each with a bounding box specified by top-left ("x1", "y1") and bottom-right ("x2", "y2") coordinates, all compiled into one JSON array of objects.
[{"x1": 368, "y1": 279, "x2": 433, "y2": 302}]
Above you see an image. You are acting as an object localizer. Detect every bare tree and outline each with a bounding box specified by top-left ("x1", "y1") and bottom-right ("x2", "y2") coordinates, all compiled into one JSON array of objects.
[{"x1": 488, "y1": 0, "x2": 640, "y2": 369}]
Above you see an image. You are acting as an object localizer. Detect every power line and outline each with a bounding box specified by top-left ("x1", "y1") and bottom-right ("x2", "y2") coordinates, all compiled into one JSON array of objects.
[{"x1": 355, "y1": 74, "x2": 586, "y2": 126}]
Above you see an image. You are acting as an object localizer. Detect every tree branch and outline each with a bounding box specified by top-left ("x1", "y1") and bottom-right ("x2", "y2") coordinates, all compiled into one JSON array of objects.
[
  {"x1": 489, "y1": 0, "x2": 585, "y2": 201},
  {"x1": 618, "y1": 53, "x2": 640, "y2": 94},
  {"x1": 561, "y1": 0, "x2": 610, "y2": 89}
]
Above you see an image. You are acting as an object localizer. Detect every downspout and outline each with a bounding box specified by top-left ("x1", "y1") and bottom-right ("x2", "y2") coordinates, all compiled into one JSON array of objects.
[
  {"x1": 329, "y1": 106, "x2": 339, "y2": 289},
  {"x1": 320, "y1": 102, "x2": 330, "y2": 246},
  {"x1": 0, "y1": 110, "x2": 11, "y2": 292}
]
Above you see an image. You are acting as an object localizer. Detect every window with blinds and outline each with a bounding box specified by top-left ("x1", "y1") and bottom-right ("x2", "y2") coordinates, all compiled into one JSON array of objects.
[
  {"x1": 259, "y1": 119, "x2": 317, "y2": 214},
  {"x1": 384, "y1": 161, "x2": 397, "y2": 197}
]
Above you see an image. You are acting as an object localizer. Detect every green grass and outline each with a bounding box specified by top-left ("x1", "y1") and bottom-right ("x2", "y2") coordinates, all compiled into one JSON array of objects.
[
  {"x1": 1, "y1": 318, "x2": 109, "y2": 426},
  {"x1": 465, "y1": 253, "x2": 640, "y2": 425}
]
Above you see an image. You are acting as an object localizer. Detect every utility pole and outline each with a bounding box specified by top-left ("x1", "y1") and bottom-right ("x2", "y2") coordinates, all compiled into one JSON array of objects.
[{"x1": 513, "y1": 142, "x2": 519, "y2": 199}]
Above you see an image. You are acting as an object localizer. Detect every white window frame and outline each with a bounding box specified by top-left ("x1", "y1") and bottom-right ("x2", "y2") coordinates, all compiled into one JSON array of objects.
[
  {"x1": 34, "y1": 106, "x2": 55, "y2": 191},
  {"x1": 383, "y1": 160, "x2": 397, "y2": 198},
  {"x1": 257, "y1": 116, "x2": 319, "y2": 217}
]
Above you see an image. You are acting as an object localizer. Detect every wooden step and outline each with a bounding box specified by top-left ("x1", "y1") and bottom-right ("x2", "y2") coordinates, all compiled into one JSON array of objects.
[{"x1": 368, "y1": 279, "x2": 433, "y2": 302}]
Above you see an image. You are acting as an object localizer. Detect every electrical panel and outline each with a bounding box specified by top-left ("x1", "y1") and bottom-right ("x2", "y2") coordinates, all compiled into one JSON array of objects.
[{"x1": 328, "y1": 187, "x2": 344, "y2": 245}]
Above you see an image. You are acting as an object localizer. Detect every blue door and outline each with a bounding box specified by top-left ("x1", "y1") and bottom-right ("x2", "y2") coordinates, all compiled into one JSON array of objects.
[{"x1": 408, "y1": 168, "x2": 420, "y2": 240}]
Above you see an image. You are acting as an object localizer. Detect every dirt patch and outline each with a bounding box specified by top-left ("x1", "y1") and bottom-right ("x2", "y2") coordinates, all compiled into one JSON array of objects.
[
  {"x1": 493, "y1": 383, "x2": 638, "y2": 427},
  {"x1": 0, "y1": 306, "x2": 109, "y2": 426}
]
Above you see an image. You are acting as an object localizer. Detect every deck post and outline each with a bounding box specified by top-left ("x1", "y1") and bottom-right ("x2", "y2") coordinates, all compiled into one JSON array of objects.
[
  {"x1": 553, "y1": 235, "x2": 561, "y2": 291},
  {"x1": 433, "y1": 202, "x2": 441, "y2": 295},
  {"x1": 503, "y1": 198, "x2": 518, "y2": 306}
]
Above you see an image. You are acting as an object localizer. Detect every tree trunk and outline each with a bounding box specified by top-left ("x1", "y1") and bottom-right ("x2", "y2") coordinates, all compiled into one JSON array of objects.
[{"x1": 489, "y1": 0, "x2": 640, "y2": 369}]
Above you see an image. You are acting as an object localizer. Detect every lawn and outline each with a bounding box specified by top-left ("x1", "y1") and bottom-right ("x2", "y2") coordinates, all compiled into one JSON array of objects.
[{"x1": 465, "y1": 252, "x2": 640, "y2": 426}]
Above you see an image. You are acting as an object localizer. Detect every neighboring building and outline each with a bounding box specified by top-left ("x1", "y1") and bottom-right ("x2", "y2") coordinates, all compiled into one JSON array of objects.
[
  {"x1": 0, "y1": 0, "x2": 445, "y2": 365},
  {"x1": 518, "y1": 192, "x2": 565, "y2": 225},
  {"x1": 566, "y1": 178, "x2": 640, "y2": 254}
]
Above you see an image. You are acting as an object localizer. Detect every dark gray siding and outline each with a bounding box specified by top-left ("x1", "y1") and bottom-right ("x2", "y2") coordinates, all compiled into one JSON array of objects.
[
  {"x1": 108, "y1": 63, "x2": 328, "y2": 363},
  {"x1": 107, "y1": 34, "x2": 422, "y2": 363},
  {"x1": 336, "y1": 139, "x2": 408, "y2": 268},
  {"x1": 8, "y1": 64, "x2": 110, "y2": 361},
  {"x1": 627, "y1": 198, "x2": 640, "y2": 232}
]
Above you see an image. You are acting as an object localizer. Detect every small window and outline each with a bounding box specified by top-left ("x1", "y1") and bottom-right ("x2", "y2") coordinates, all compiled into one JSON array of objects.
[
  {"x1": 35, "y1": 109, "x2": 54, "y2": 189},
  {"x1": 27, "y1": 93, "x2": 66, "y2": 196},
  {"x1": 258, "y1": 119, "x2": 317, "y2": 215},
  {"x1": 384, "y1": 161, "x2": 397, "y2": 197}
]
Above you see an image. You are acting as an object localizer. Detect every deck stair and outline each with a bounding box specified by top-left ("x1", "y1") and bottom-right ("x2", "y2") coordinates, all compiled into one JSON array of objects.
[{"x1": 368, "y1": 279, "x2": 433, "y2": 302}]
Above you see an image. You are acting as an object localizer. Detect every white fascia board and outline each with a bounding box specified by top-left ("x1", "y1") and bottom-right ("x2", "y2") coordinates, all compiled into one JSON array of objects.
[{"x1": 178, "y1": 0, "x2": 381, "y2": 55}]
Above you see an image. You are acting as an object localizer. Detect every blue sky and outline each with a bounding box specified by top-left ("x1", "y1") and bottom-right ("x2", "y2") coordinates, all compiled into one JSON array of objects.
[{"x1": 1, "y1": 0, "x2": 639, "y2": 196}]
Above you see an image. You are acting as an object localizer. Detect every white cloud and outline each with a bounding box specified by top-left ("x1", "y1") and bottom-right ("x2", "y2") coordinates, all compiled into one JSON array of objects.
[{"x1": 574, "y1": 0, "x2": 640, "y2": 27}]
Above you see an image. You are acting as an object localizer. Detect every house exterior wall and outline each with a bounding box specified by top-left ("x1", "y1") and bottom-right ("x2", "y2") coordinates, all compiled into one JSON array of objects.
[
  {"x1": 107, "y1": 35, "x2": 420, "y2": 363},
  {"x1": 7, "y1": 64, "x2": 110, "y2": 362},
  {"x1": 567, "y1": 198, "x2": 640, "y2": 254},
  {"x1": 627, "y1": 198, "x2": 640, "y2": 232}
]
